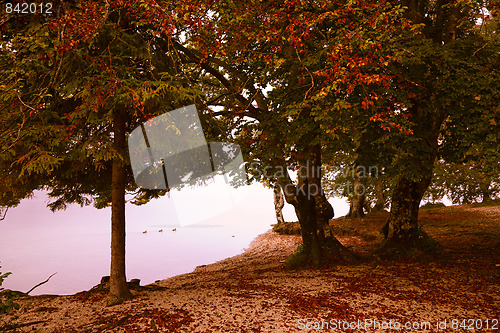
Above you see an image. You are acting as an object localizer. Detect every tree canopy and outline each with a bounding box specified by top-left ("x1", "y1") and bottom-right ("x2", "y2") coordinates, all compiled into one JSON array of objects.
[
  {"x1": 0, "y1": 1, "x2": 201, "y2": 301},
  {"x1": 0, "y1": 0, "x2": 498, "y2": 299}
]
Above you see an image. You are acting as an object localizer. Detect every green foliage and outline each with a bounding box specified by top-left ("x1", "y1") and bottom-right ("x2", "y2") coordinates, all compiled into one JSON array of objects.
[
  {"x1": 378, "y1": 229, "x2": 441, "y2": 259},
  {"x1": 0, "y1": 269, "x2": 20, "y2": 315},
  {"x1": 285, "y1": 244, "x2": 309, "y2": 268},
  {"x1": 323, "y1": 162, "x2": 393, "y2": 210},
  {"x1": 171, "y1": 0, "x2": 413, "y2": 176},
  {"x1": 0, "y1": 1, "x2": 204, "y2": 209},
  {"x1": 421, "y1": 202, "x2": 446, "y2": 209},
  {"x1": 0, "y1": 271, "x2": 11, "y2": 288},
  {"x1": 0, "y1": 0, "x2": 498, "y2": 268},
  {"x1": 272, "y1": 222, "x2": 301, "y2": 235},
  {"x1": 356, "y1": 0, "x2": 499, "y2": 191},
  {"x1": 430, "y1": 16, "x2": 500, "y2": 205},
  {"x1": 0, "y1": 1, "x2": 207, "y2": 300},
  {"x1": 425, "y1": 160, "x2": 500, "y2": 204}
]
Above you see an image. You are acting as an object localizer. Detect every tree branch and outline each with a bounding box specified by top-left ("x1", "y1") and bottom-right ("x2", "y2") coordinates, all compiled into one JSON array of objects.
[
  {"x1": 0, "y1": 207, "x2": 8, "y2": 221},
  {"x1": 275, "y1": 167, "x2": 299, "y2": 206},
  {"x1": 472, "y1": 41, "x2": 492, "y2": 57},
  {"x1": 26, "y1": 272, "x2": 57, "y2": 295},
  {"x1": 169, "y1": 38, "x2": 264, "y2": 120}
]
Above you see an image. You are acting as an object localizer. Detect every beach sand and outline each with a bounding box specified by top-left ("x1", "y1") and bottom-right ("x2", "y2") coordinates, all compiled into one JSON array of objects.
[{"x1": 1, "y1": 205, "x2": 499, "y2": 332}]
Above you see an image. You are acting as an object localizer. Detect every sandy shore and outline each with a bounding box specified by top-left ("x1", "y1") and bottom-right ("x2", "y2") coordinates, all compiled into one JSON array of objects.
[{"x1": 1, "y1": 211, "x2": 499, "y2": 332}]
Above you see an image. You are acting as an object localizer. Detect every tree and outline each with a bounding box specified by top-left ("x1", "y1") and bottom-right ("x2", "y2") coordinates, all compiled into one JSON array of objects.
[
  {"x1": 167, "y1": 0, "x2": 410, "y2": 266},
  {"x1": 374, "y1": 0, "x2": 500, "y2": 254},
  {"x1": 321, "y1": 121, "x2": 394, "y2": 219},
  {"x1": 425, "y1": 160, "x2": 500, "y2": 204},
  {"x1": 323, "y1": 162, "x2": 392, "y2": 217},
  {"x1": 273, "y1": 185, "x2": 285, "y2": 225},
  {"x1": 429, "y1": 11, "x2": 500, "y2": 205},
  {"x1": 0, "y1": 2, "x2": 199, "y2": 302}
]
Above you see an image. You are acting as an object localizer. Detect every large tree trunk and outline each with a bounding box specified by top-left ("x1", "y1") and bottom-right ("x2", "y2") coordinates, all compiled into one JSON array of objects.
[
  {"x1": 377, "y1": 0, "x2": 461, "y2": 256},
  {"x1": 294, "y1": 178, "x2": 322, "y2": 267},
  {"x1": 380, "y1": 0, "x2": 460, "y2": 253},
  {"x1": 347, "y1": 177, "x2": 366, "y2": 218},
  {"x1": 381, "y1": 175, "x2": 431, "y2": 250},
  {"x1": 372, "y1": 179, "x2": 385, "y2": 212},
  {"x1": 273, "y1": 185, "x2": 285, "y2": 224},
  {"x1": 380, "y1": 99, "x2": 445, "y2": 255},
  {"x1": 480, "y1": 181, "x2": 492, "y2": 203},
  {"x1": 277, "y1": 144, "x2": 356, "y2": 266},
  {"x1": 383, "y1": 0, "x2": 462, "y2": 255},
  {"x1": 291, "y1": 143, "x2": 325, "y2": 267},
  {"x1": 109, "y1": 110, "x2": 133, "y2": 303}
]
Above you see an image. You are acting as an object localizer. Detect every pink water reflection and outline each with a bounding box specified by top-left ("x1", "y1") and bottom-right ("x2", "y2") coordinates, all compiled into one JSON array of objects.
[{"x1": 0, "y1": 187, "x2": 275, "y2": 295}]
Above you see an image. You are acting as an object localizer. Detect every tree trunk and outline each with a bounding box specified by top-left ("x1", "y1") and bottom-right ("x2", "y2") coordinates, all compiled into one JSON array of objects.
[
  {"x1": 382, "y1": 0, "x2": 462, "y2": 256},
  {"x1": 479, "y1": 181, "x2": 492, "y2": 203},
  {"x1": 348, "y1": 178, "x2": 366, "y2": 218},
  {"x1": 277, "y1": 144, "x2": 356, "y2": 266},
  {"x1": 109, "y1": 110, "x2": 133, "y2": 303},
  {"x1": 372, "y1": 179, "x2": 385, "y2": 212},
  {"x1": 380, "y1": 98, "x2": 445, "y2": 255},
  {"x1": 273, "y1": 185, "x2": 285, "y2": 224},
  {"x1": 381, "y1": 175, "x2": 431, "y2": 250},
  {"x1": 294, "y1": 178, "x2": 322, "y2": 267}
]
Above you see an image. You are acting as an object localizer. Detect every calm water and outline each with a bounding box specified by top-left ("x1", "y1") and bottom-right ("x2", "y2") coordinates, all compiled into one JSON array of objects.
[
  {"x1": 0, "y1": 184, "x2": 348, "y2": 296},
  {"x1": 0, "y1": 182, "x2": 275, "y2": 295}
]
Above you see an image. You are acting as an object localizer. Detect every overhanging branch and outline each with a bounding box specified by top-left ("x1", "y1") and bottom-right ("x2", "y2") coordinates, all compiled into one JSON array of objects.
[{"x1": 169, "y1": 39, "x2": 264, "y2": 120}]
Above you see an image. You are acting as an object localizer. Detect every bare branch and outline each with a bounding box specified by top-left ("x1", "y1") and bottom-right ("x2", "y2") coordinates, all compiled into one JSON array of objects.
[
  {"x1": 472, "y1": 41, "x2": 492, "y2": 57},
  {"x1": 169, "y1": 38, "x2": 264, "y2": 120},
  {"x1": 26, "y1": 272, "x2": 57, "y2": 295}
]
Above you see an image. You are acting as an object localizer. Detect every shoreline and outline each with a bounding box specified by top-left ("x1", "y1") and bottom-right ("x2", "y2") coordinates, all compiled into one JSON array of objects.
[
  {"x1": 1, "y1": 230, "x2": 305, "y2": 332},
  {"x1": 0, "y1": 224, "x2": 270, "y2": 297},
  {"x1": 1, "y1": 205, "x2": 499, "y2": 332}
]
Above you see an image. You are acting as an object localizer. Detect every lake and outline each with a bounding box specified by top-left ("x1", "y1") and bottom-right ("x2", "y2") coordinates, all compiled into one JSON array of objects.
[{"x1": 0, "y1": 183, "x2": 348, "y2": 295}]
